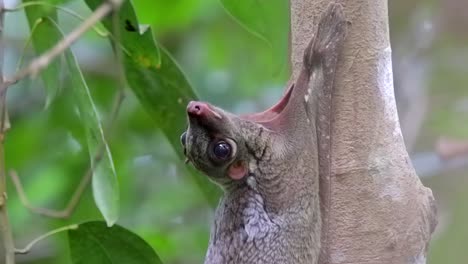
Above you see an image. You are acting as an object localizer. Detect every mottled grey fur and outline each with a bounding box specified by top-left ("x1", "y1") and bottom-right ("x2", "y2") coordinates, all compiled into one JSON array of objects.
[{"x1": 182, "y1": 4, "x2": 346, "y2": 264}]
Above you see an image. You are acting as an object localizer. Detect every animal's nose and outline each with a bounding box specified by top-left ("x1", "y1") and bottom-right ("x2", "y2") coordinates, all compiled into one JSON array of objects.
[
  {"x1": 187, "y1": 101, "x2": 208, "y2": 116},
  {"x1": 187, "y1": 101, "x2": 221, "y2": 120}
]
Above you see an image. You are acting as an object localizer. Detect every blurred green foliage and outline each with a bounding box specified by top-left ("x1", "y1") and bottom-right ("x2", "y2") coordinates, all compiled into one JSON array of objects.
[
  {"x1": 24, "y1": 0, "x2": 61, "y2": 107},
  {"x1": 6, "y1": 0, "x2": 290, "y2": 263},
  {"x1": 2, "y1": 0, "x2": 467, "y2": 263}
]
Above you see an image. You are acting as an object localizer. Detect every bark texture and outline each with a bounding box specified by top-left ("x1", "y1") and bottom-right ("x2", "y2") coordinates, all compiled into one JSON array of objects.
[{"x1": 290, "y1": 1, "x2": 438, "y2": 263}]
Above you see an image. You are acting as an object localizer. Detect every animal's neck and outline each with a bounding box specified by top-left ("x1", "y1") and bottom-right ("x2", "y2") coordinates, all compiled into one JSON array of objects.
[
  {"x1": 217, "y1": 185, "x2": 280, "y2": 236},
  {"x1": 242, "y1": 134, "x2": 318, "y2": 214},
  {"x1": 204, "y1": 184, "x2": 320, "y2": 264}
]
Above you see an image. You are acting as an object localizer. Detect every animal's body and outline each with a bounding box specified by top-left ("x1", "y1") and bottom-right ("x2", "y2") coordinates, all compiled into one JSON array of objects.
[{"x1": 181, "y1": 4, "x2": 346, "y2": 263}]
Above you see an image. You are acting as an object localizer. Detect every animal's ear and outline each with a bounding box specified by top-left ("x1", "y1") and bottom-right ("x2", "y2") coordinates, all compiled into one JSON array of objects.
[
  {"x1": 240, "y1": 4, "x2": 347, "y2": 138},
  {"x1": 227, "y1": 160, "x2": 248, "y2": 180},
  {"x1": 239, "y1": 82, "x2": 293, "y2": 131}
]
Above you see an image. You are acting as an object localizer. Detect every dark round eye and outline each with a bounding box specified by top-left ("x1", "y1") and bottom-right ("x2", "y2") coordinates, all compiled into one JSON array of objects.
[
  {"x1": 213, "y1": 141, "x2": 231, "y2": 160},
  {"x1": 180, "y1": 132, "x2": 187, "y2": 146}
]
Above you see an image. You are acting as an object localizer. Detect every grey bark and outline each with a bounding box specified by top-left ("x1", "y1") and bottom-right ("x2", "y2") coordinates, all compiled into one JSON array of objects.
[{"x1": 290, "y1": 0, "x2": 437, "y2": 263}]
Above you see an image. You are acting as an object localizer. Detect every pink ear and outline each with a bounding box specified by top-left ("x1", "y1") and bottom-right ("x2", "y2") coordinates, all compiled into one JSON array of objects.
[
  {"x1": 240, "y1": 83, "x2": 293, "y2": 125},
  {"x1": 228, "y1": 161, "x2": 248, "y2": 180}
]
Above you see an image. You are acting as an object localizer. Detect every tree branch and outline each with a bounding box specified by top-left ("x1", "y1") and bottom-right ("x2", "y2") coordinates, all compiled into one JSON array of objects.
[
  {"x1": 436, "y1": 137, "x2": 468, "y2": 159},
  {"x1": 9, "y1": 89, "x2": 124, "y2": 219},
  {"x1": 0, "y1": 1, "x2": 124, "y2": 262},
  {"x1": 0, "y1": 1, "x2": 15, "y2": 263},
  {"x1": 1, "y1": 0, "x2": 123, "y2": 94}
]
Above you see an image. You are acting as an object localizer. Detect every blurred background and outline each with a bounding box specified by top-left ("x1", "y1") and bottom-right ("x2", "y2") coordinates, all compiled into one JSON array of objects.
[{"x1": 2, "y1": 0, "x2": 467, "y2": 263}]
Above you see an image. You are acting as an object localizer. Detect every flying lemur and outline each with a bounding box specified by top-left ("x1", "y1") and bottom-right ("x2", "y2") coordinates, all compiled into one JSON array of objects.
[{"x1": 181, "y1": 3, "x2": 346, "y2": 264}]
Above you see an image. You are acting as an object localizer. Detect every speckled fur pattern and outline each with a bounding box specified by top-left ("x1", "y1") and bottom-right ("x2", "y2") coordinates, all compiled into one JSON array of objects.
[
  {"x1": 183, "y1": 4, "x2": 347, "y2": 264},
  {"x1": 201, "y1": 117, "x2": 321, "y2": 263}
]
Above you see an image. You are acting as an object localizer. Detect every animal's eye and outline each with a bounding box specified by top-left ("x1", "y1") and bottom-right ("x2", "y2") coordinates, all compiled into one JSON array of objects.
[
  {"x1": 180, "y1": 132, "x2": 187, "y2": 146},
  {"x1": 212, "y1": 141, "x2": 232, "y2": 160},
  {"x1": 209, "y1": 138, "x2": 236, "y2": 164}
]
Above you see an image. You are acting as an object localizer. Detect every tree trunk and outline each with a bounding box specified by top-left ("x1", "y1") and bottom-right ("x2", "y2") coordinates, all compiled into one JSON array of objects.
[{"x1": 290, "y1": 0, "x2": 438, "y2": 263}]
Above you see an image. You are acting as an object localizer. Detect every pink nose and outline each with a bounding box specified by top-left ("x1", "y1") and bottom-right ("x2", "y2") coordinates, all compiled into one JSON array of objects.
[
  {"x1": 187, "y1": 101, "x2": 222, "y2": 120},
  {"x1": 187, "y1": 101, "x2": 209, "y2": 116}
]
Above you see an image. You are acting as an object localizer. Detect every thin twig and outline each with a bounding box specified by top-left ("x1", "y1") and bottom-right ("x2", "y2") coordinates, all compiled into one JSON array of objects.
[
  {"x1": 9, "y1": 89, "x2": 125, "y2": 218},
  {"x1": 436, "y1": 137, "x2": 468, "y2": 160},
  {"x1": 15, "y1": 224, "x2": 78, "y2": 254},
  {"x1": 6, "y1": 0, "x2": 125, "y2": 219},
  {"x1": 0, "y1": 1, "x2": 16, "y2": 263},
  {"x1": 112, "y1": 0, "x2": 127, "y2": 87},
  {"x1": 4, "y1": 1, "x2": 108, "y2": 37},
  {"x1": 1, "y1": 0, "x2": 123, "y2": 93}
]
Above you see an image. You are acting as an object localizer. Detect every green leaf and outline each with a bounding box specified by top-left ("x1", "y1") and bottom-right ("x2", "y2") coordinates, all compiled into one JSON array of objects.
[
  {"x1": 123, "y1": 37, "x2": 194, "y2": 147},
  {"x1": 84, "y1": 0, "x2": 221, "y2": 206},
  {"x1": 86, "y1": 0, "x2": 161, "y2": 67},
  {"x1": 47, "y1": 0, "x2": 73, "y2": 4},
  {"x1": 65, "y1": 48, "x2": 119, "y2": 226},
  {"x1": 220, "y1": 0, "x2": 289, "y2": 71},
  {"x1": 133, "y1": 0, "x2": 204, "y2": 31},
  {"x1": 23, "y1": 0, "x2": 63, "y2": 107},
  {"x1": 41, "y1": 17, "x2": 119, "y2": 225},
  {"x1": 69, "y1": 221, "x2": 163, "y2": 264}
]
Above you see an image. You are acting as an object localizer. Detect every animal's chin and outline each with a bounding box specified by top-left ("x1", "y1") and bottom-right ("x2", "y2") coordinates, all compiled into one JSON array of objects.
[
  {"x1": 202, "y1": 170, "x2": 226, "y2": 181},
  {"x1": 188, "y1": 120, "x2": 220, "y2": 136},
  {"x1": 191, "y1": 165, "x2": 232, "y2": 184},
  {"x1": 207, "y1": 175, "x2": 234, "y2": 188}
]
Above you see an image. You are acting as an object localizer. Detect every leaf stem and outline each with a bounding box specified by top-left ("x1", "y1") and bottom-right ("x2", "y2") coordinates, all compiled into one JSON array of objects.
[
  {"x1": 15, "y1": 224, "x2": 78, "y2": 254},
  {"x1": 15, "y1": 18, "x2": 42, "y2": 72}
]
